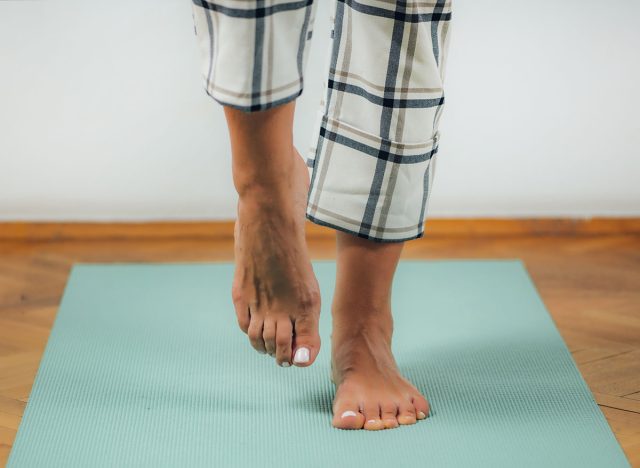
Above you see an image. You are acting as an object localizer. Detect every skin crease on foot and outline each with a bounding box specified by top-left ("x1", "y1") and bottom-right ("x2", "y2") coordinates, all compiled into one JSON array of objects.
[{"x1": 225, "y1": 103, "x2": 321, "y2": 368}]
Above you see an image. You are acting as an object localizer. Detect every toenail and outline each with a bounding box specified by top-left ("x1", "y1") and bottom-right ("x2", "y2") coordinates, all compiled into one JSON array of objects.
[
  {"x1": 281, "y1": 362, "x2": 290, "y2": 367},
  {"x1": 341, "y1": 410, "x2": 357, "y2": 419},
  {"x1": 417, "y1": 411, "x2": 426, "y2": 419},
  {"x1": 293, "y1": 347, "x2": 310, "y2": 364},
  {"x1": 367, "y1": 420, "x2": 377, "y2": 425}
]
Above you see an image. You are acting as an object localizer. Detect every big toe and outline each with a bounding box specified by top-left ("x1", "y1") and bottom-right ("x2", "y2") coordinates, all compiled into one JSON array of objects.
[
  {"x1": 332, "y1": 401, "x2": 365, "y2": 430},
  {"x1": 292, "y1": 316, "x2": 321, "y2": 367}
]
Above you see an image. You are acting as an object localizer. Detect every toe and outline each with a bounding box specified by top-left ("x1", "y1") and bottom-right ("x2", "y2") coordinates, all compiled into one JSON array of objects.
[
  {"x1": 362, "y1": 402, "x2": 384, "y2": 431},
  {"x1": 275, "y1": 319, "x2": 293, "y2": 367},
  {"x1": 412, "y1": 394, "x2": 430, "y2": 420},
  {"x1": 262, "y1": 318, "x2": 276, "y2": 357},
  {"x1": 292, "y1": 315, "x2": 321, "y2": 367},
  {"x1": 380, "y1": 401, "x2": 399, "y2": 429},
  {"x1": 332, "y1": 401, "x2": 365, "y2": 430},
  {"x1": 247, "y1": 314, "x2": 267, "y2": 354},
  {"x1": 397, "y1": 400, "x2": 417, "y2": 425}
]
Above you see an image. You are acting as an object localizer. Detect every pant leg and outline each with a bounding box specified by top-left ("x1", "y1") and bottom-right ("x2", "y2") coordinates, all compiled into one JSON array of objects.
[
  {"x1": 191, "y1": 0, "x2": 318, "y2": 112},
  {"x1": 306, "y1": 0, "x2": 453, "y2": 242}
]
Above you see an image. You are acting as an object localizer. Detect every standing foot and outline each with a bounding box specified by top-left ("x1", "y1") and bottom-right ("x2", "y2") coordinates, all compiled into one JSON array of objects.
[
  {"x1": 330, "y1": 303, "x2": 429, "y2": 430},
  {"x1": 329, "y1": 232, "x2": 429, "y2": 430}
]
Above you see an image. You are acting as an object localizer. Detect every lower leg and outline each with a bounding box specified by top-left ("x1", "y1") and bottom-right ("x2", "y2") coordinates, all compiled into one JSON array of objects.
[
  {"x1": 225, "y1": 102, "x2": 321, "y2": 367},
  {"x1": 330, "y1": 232, "x2": 429, "y2": 430},
  {"x1": 225, "y1": 102, "x2": 298, "y2": 200}
]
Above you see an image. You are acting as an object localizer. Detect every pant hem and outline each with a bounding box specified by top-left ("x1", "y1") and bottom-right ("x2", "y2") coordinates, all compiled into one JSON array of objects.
[
  {"x1": 306, "y1": 213, "x2": 425, "y2": 243},
  {"x1": 204, "y1": 88, "x2": 303, "y2": 113}
]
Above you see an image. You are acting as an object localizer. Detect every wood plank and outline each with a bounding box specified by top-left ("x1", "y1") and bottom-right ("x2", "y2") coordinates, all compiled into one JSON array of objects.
[
  {"x1": 0, "y1": 426, "x2": 17, "y2": 468},
  {"x1": 600, "y1": 406, "x2": 640, "y2": 436},
  {"x1": 625, "y1": 392, "x2": 640, "y2": 401},
  {"x1": 626, "y1": 444, "x2": 640, "y2": 467},
  {"x1": 1, "y1": 218, "x2": 640, "y2": 241},
  {"x1": 0, "y1": 321, "x2": 50, "y2": 350},
  {"x1": 0, "y1": 352, "x2": 42, "y2": 395},
  {"x1": 0, "y1": 385, "x2": 35, "y2": 403},
  {"x1": 580, "y1": 351, "x2": 640, "y2": 396},
  {"x1": 0, "y1": 396, "x2": 26, "y2": 417},
  {"x1": 0, "y1": 425, "x2": 17, "y2": 447},
  {"x1": 0, "y1": 305, "x2": 58, "y2": 331},
  {"x1": 0, "y1": 425, "x2": 17, "y2": 468},
  {"x1": 0, "y1": 447, "x2": 11, "y2": 468},
  {"x1": 556, "y1": 329, "x2": 633, "y2": 354},
  {"x1": 572, "y1": 348, "x2": 634, "y2": 365},
  {"x1": 594, "y1": 393, "x2": 640, "y2": 414},
  {"x1": 615, "y1": 432, "x2": 640, "y2": 448},
  {"x1": 614, "y1": 432, "x2": 640, "y2": 465},
  {"x1": 0, "y1": 413, "x2": 20, "y2": 432}
]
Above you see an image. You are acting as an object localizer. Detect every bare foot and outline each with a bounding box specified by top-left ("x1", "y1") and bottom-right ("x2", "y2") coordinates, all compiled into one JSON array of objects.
[
  {"x1": 231, "y1": 149, "x2": 321, "y2": 367},
  {"x1": 330, "y1": 304, "x2": 429, "y2": 430}
]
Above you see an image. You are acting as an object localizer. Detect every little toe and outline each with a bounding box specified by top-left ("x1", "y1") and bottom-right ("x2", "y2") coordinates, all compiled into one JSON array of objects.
[
  {"x1": 332, "y1": 402, "x2": 365, "y2": 430},
  {"x1": 275, "y1": 319, "x2": 293, "y2": 367},
  {"x1": 247, "y1": 315, "x2": 267, "y2": 354},
  {"x1": 397, "y1": 400, "x2": 417, "y2": 425},
  {"x1": 412, "y1": 394, "x2": 430, "y2": 420}
]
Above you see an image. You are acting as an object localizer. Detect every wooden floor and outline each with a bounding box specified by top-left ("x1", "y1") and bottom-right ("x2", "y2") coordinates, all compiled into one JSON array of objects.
[{"x1": 0, "y1": 221, "x2": 639, "y2": 466}]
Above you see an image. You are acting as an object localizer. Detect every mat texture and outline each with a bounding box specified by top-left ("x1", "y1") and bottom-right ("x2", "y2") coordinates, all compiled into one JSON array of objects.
[{"x1": 8, "y1": 260, "x2": 629, "y2": 467}]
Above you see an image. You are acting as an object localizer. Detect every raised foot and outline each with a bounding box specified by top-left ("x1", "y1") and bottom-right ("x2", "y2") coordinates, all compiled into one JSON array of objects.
[{"x1": 231, "y1": 149, "x2": 321, "y2": 367}]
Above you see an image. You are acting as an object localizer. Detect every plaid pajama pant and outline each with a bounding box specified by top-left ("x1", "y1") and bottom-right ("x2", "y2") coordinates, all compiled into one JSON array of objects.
[{"x1": 191, "y1": 0, "x2": 453, "y2": 242}]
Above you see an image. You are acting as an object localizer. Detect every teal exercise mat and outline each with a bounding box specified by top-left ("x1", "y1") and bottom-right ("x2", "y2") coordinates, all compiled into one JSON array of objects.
[{"x1": 8, "y1": 260, "x2": 629, "y2": 467}]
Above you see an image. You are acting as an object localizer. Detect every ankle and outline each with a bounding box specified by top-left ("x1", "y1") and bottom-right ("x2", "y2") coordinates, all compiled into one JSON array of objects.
[
  {"x1": 331, "y1": 304, "x2": 393, "y2": 339},
  {"x1": 236, "y1": 193, "x2": 303, "y2": 231},
  {"x1": 232, "y1": 145, "x2": 298, "y2": 199},
  {"x1": 332, "y1": 297, "x2": 392, "y2": 319},
  {"x1": 237, "y1": 183, "x2": 294, "y2": 206}
]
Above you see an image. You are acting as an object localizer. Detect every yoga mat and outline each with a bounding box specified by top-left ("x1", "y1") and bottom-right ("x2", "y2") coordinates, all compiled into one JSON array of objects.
[{"x1": 8, "y1": 260, "x2": 629, "y2": 468}]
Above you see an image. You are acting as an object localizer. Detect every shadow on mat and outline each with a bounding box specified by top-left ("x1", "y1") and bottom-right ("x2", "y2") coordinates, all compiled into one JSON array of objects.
[{"x1": 292, "y1": 385, "x2": 335, "y2": 415}]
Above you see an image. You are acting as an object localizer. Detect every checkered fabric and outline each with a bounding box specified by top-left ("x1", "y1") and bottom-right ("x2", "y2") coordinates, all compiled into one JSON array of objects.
[{"x1": 191, "y1": 0, "x2": 453, "y2": 242}]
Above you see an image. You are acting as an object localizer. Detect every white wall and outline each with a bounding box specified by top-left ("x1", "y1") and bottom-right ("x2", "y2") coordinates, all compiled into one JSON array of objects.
[{"x1": 1, "y1": 0, "x2": 638, "y2": 221}]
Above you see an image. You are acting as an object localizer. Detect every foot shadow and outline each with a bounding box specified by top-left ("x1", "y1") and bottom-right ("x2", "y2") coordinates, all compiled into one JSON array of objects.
[{"x1": 292, "y1": 384, "x2": 335, "y2": 416}]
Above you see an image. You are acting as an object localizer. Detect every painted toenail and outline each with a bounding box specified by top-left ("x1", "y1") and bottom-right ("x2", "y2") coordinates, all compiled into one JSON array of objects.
[
  {"x1": 293, "y1": 347, "x2": 309, "y2": 364},
  {"x1": 341, "y1": 410, "x2": 357, "y2": 419},
  {"x1": 281, "y1": 362, "x2": 290, "y2": 367},
  {"x1": 417, "y1": 411, "x2": 426, "y2": 419}
]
